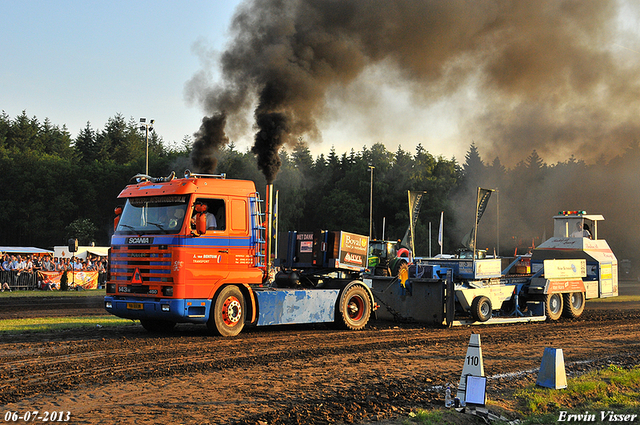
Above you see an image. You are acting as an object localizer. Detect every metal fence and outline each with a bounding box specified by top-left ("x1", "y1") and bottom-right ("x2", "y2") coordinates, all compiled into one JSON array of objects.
[{"x1": 1, "y1": 270, "x2": 38, "y2": 290}]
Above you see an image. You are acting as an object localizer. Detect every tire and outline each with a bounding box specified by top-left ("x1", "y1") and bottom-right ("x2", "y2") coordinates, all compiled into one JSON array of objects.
[
  {"x1": 374, "y1": 266, "x2": 388, "y2": 277},
  {"x1": 208, "y1": 286, "x2": 245, "y2": 337},
  {"x1": 140, "y1": 319, "x2": 176, "y2": 333},
  {"x1": 545, "y1": 293, "x2": 564, "y2": 321},
  {"x1": 470, "y1": 296, "x2": 492, "y2": 322},
  {"x1": 392, "y1": 259, "x2": 408, "y2": 277},
  {"x1": 562, "y1": 292, "x2": 585, "y2": 319},
  {"x1": 337, "y1": 285, "x2": 372, "y2": 330}
]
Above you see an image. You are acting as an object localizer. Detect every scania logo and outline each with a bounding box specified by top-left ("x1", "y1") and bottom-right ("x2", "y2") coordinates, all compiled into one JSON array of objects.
[{"x1": 127, "y1": 237, "x2": 153, "y2": 244}]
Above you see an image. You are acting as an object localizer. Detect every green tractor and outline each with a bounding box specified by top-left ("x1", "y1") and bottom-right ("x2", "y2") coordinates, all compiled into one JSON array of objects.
[{"x1": 368, "y1": 240, "x2": 411, "y2": 277}]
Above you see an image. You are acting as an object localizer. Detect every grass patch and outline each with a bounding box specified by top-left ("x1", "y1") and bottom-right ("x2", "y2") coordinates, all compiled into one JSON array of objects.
[
  {"x1": 0, "y1": 288, "x2": 105, "y2": 298},
  {"x1": 515, "y1": 364, "x2": 640, "y2": 424},
  {"x1": 401, "y1": 365, "x2": 640, "y2": 425},
  {"x1": 0, "y1": 315, "x2": 135, "y2": 334},
  {"x1": 407, "y1": 410, "x2": 444, "y2": 424}
]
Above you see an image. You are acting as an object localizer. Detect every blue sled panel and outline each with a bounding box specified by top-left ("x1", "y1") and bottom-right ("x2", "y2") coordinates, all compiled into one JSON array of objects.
[{"x1": 255, "y1": 289, "x2": 340, "y2": 326}]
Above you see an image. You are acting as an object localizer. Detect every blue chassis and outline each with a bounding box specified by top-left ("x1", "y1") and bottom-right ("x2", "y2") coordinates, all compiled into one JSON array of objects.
[{"x1": 104, "y1": 288, "x2": 341, "y2": 326}]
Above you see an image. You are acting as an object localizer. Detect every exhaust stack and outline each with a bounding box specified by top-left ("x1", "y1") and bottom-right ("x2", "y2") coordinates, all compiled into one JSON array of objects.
[{"x1": 265, "y1": 184, "x2": 274, "y2": 278}]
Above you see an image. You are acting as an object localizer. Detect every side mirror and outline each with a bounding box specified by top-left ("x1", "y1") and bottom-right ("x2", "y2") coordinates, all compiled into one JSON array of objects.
[
  {"x1": 114, "y1": 206, "x2": 123, "y2": 231},
  {"x1": 196, "y1": 213, "x2": 207, "y2": 235},
  {"x1": 193, "y1": 203, "x2": 208, "y2": 235}
]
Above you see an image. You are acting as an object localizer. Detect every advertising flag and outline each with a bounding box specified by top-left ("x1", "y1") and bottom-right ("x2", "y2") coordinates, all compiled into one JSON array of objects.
[
  {"x1": 461, "y1": 188, "x2": 494, "y2": 250},
  {"x1": 438, "y1": 211, "x2": 444, "y2": 249},
  {"x1": 402, "y1": 191, "x2": 426, "y2": 255}
]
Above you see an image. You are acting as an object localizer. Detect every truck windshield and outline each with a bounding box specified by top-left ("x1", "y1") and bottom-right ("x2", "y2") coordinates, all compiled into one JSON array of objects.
[{"x1": 116, "y1": 195, "x2": 188, "y2": 235}]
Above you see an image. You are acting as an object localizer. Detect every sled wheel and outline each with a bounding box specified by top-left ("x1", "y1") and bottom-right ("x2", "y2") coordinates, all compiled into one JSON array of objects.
[
  {"x1": 471, "y1": 296, "x2": 492, "y2": 322},
  {"x1": 208, "y1": 286, "x2": 245, "y2": 337},
  {"x1": 562, "y1": 292, "x2": 585, "y2": 319},
  {"x1": 140, "y1": 319, "x2": 176, "y2": 333},
  {"x1": 545, "y1": 293, "x2": 563, "y2": 321},
  {"x1": 338, "y1": 285, "x2": 372, "y2": 330}
]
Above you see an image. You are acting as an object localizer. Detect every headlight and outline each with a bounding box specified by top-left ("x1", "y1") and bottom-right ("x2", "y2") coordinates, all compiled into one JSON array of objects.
[
  {"x1": 105, "y1": 301, "x2": 113, "y2": 309},
  {"x1": 161, "y1": 304, "x2": 170, "y2": 312}
]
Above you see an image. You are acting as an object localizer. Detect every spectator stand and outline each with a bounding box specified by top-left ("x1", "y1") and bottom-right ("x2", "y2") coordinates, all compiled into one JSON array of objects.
[{"x1": 0, "y1": 246, "x2": 54, "y2": 291}]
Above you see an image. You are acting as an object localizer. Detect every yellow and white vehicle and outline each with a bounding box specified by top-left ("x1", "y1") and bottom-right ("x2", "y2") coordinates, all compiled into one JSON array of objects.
[{"x1": 371, "y1": 211, "x2": 618, "y2": 326}]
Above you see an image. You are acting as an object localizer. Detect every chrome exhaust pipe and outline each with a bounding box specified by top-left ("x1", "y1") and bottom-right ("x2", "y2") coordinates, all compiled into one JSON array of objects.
[{"x1": 265, "y1": 184, "x2": 274, "y2": 276}]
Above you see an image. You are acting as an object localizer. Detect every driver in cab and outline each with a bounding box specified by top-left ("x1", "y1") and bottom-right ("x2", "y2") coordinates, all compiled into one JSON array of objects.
[{"x1": 191, "y1": 201, "x2": 217, "y2": 230}]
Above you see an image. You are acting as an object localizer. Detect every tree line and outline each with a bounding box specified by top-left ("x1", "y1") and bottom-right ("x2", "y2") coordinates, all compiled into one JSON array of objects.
[{"x1": 1, "y1": 110, "x2": 637, "y2": 268}]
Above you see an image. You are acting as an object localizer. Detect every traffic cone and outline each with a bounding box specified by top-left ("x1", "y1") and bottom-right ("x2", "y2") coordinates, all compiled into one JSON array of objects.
[
  {"x1": 536, "y1": 347, "x2": 567, "y2": 389},
  {"x1": 456, "y1": 333, "x2": 485, "y2": 404}
]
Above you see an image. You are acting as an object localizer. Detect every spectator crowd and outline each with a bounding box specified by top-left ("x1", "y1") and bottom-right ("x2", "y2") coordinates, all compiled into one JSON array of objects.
[{"x1": 1, "y1": 254, "x2": 108, "y2": 291}]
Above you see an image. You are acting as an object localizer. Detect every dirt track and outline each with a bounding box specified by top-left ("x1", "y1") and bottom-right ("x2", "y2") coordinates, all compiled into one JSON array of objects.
[{"x1": 1, "y1": 283, "x2": 639, "y2": 425}]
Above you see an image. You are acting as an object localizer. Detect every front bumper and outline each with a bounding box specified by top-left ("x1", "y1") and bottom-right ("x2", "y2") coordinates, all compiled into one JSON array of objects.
[{"x1": 104, "y1": 296, "x2": 211, "y2": 324}]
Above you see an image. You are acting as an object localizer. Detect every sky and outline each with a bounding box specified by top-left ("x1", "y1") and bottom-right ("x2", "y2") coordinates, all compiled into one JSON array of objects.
[
  {"x1": 2, "y1": 1, "x2": 640, "y2": 166},
  {"x1": 1, "y1": 0, "x2": 243, "y2": 150},
  {"x1": 0, "y1": 0, "x2": 486, "y2": 163}
]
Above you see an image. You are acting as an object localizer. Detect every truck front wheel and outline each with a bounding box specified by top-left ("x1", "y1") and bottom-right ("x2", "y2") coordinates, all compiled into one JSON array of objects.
[
  {"x1": 562, "y1": 292, "x2": 585, "y2": 319},
  {"x1": 338, "y1": 285, "x2": 372, "y2": 330},
  {"x1": 208, "y1": 286, "x2": 245, "y2": 337},
  {"x1": 545, "y1": 293, "x2": 563, "y2": 321}
]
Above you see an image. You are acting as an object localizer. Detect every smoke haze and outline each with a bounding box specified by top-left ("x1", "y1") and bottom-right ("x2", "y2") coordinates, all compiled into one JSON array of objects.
[{"x1": 187, "y1": 0, "x2": 640, "y2": 178}]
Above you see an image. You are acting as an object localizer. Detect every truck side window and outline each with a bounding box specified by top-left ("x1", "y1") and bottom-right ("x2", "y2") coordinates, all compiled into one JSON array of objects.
[
  {"x1": 213, "y1": 202, "x2": 226, "y2": 230},
  {"x1": 191, "y1": 198, "x2": 226, "y2": 231}
]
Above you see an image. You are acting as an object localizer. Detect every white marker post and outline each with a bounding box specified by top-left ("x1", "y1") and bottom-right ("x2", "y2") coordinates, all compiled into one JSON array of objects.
[
  {"x1": 536, "y1": 347, "x2": 567, "y2": 389},
  {"x1": 457, "y1": 334, "x2": 485, "y2": 405}
]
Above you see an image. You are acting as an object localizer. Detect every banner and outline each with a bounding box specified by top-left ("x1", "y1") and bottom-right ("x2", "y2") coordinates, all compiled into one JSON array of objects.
[
  {"x1": 37, "y1": 271, "x2": 99, "y2": 290},
  {"x1": 68, "y1": 271, "x2": 99, "y2": 289},
  {"x1": 38, "y1": 271, "x2": 62, "y2": 290}
]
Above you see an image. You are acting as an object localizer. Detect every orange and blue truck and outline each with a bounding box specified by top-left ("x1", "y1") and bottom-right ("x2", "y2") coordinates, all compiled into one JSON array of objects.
[{"x1": 104, "y1": 170, "x2": 374, "y2": 336}]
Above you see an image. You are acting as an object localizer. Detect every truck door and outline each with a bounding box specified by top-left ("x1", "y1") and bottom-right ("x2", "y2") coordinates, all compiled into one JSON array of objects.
[
  {"x1": 188, "y1": 198, "x2": 229, "y2": 298},
  {"x1": 228, "y1": 198, "x2": 257, "y2": 278}
]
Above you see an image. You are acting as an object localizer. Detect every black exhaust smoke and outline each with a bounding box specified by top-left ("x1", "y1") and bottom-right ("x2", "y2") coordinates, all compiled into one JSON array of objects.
[
  {"x1": 191, "y1": 113, "x2": 229, "y2": 174},
  {"x1": 252, "y1": 112, "x2": 288, "y2": 184}
]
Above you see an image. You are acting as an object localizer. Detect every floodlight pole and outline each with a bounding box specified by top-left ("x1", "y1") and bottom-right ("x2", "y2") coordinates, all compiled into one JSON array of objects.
[
  {"x1": 140, "y1": 118, "x2": 155, "y2": 175},
  {"x1": 368, "y1": 166, "x2": 375, "y2": 240}
]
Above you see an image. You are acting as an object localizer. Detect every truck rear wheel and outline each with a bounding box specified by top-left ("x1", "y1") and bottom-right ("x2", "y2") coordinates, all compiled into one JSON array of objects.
[
  {"x1": 471, "y1": 296, "x2": 492, "y2": 322},
  {"x1": 545, "y1": 293, "x2": 563, "y2": 321},
  {"x1": 208, "y1": 286, "x2": 245, "y2": 337},
  {"x1": 338, "y1": 285, "x2": 371, "y2": 330},
  {"x1": 562, "y1": 292, "x2": 585, "y2": 319}
]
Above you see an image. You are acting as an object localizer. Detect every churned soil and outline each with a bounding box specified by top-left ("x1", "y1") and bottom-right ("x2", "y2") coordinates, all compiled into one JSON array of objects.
[{"x1": 1, "y1": 285, "x2": 639, "y2": 425}]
